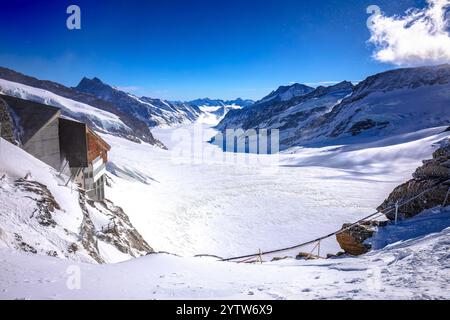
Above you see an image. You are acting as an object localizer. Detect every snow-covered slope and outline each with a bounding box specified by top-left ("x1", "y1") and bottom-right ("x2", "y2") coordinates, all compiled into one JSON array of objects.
[
  {"x1": 102, "y1": 113, "x2": 449, "y2": 258},
  {"x1": 1, "y1": 207, "x2": 449, "y2": 299},
  {"x1": 0, "y1": 79, "x2": 128, "y2": 134},
  {"x1": 304, "y1": 64, "x2": 450, "y2": 145},
  {"x1": 76, "y1": 77, "x2": 202, "y2": 128},
  {"x1": 0, "y1": 67, "x2": 161, "y2": 145},
  {"x1": 217, "y1": 65, "x2": 450, "y2": 150},
  {"x1": 216, "y1": 81, "x2": 354, "y2": 149},
  {"x1": 198, "y1": 104, "x2": 244, "y2": 121},
  {"x1": 0, "y1": 138, "x2": 152, "y2": 264},
  {"x1": 1, "y1": 115, "x2": 449, "y2": 299}
]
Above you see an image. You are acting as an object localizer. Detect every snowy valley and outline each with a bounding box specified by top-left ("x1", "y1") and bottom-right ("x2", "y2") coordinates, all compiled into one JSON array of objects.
[{"x1": 0, "y1": 65, "x2": 450, "y2": 300}]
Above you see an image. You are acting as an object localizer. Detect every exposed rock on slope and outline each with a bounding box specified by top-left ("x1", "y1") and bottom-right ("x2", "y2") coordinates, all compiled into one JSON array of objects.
[
  {"x1": 78, "y1": 190, "x2": 153, "y2": 264},
  {"x1": 337, "y1": 138, "x2": 450, "y2": 255},
  {"x1": 15, "y1": 178, "x2": 60, "y2": 228},
  {"x1": 336, "y1": 221, "x2": 387, "y2": 256},
  {"x1": 378, "y1": 139, "x2": 450, "y2": 220},
  {"x1": 0, "y1": 138, "x2": 153, "y2": 264},
  {"x1": 0, "y1": 174, "x2": 153, "y2": 264}
]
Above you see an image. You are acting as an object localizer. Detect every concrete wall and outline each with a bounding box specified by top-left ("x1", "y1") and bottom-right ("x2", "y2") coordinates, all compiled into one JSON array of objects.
[
  {"x1": 0, "y1": 98, "x2": 16, "y2": 144},
  {"x1": 24, "y1": 118, "x2": 61, "y2": 170},
  {"x1": 87, "y1": 174, "x2": 105, "y2": 202}
]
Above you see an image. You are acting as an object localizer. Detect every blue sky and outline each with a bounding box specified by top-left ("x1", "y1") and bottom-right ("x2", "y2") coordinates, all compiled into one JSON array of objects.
[{"x1": 0, "y1": 0, "x2": 426, "y2": 100}]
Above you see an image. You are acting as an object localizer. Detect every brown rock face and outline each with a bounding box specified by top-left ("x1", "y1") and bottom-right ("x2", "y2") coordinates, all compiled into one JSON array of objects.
[
  {"x1": 15, "y1": 178, "x2": 60, "y2": 228},
  {"x1": 336, "y1": 139, "x2": 450, "y2": 256},
  {"x1": 378, "y1": 140, "x2": 450, "y2": 220},
  {"x1": 336, "y1": 222, "x2": 382, "y2": 256}
]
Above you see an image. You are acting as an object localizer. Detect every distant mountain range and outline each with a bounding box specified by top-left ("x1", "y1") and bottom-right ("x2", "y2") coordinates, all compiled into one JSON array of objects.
[
  {"x1": 188, "y1": 98, "x2": 254, "y2": 108},
  {"x1": 2, "y1": 64, "x2": 450, "y2": 152},
  {"x1": 217, "y1": 64, "x2": 450, "y2": 150},
  {"x1": 76, "y1": 77, "x2": 202, "y2": 128},
  {"x1": 0, "y1": 67, "x2": 257, "y2": 149}
]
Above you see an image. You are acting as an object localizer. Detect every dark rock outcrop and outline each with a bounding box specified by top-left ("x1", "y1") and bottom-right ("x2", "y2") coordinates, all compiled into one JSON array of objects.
[
  {"x1": 78, "y1": 190, "x2": 153, "y2": 263},
  {"x1": 337, "y1": 139, "x2": 450, "y2": 256},
  {"x1": 378, "y1": 140, "x2": 450, "y2": 220},
  {"x1": 94, "y1": 199, "x2": 153, "y2": 256},
  {"x1": 15, "y1": 178, "x2": 60, "y2": 228},
  {"x1": 336, "y1": 221, "x2": 387, "y2": 256},
  {"x1": 296, "y1": 252, "x2": 320, "y2": 260},
  {"x1": 14, "y1": 233, "x2": 37, "y2": 254}
]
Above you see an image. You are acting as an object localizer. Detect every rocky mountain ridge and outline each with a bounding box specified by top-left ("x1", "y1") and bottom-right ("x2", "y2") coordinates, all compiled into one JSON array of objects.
[{"x1": 0, "y1": 67, "x2": 162, "y2": 146}]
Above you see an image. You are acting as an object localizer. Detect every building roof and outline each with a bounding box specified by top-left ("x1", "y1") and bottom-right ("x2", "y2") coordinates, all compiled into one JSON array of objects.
[{"x1": 0, "y1": 94, "x2": 61, "y2": 145}]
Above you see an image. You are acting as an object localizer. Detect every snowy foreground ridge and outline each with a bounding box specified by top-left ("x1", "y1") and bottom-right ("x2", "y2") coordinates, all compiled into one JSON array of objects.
[{"x1": 1, "y1": 211, "x2": 449, "y2": 299}]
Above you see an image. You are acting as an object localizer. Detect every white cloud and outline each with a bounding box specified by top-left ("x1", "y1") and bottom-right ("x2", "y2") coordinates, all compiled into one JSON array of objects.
[{"x1": 368, "y1": 0, "x2": 450, "y2": 66}]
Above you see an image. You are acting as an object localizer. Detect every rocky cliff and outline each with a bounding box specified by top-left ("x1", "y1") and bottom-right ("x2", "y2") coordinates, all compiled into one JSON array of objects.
[
  {"x1": 378, "y1": 138, "x2": 450, "y2": 220},
  {"x1": 337, "y1": 137, "x2": 450, "y2": 256}
]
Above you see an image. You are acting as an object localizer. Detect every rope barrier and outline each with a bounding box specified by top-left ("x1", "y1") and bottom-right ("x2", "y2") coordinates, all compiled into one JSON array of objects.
[{"x1": 219, "y1": 179, "x2": 447, "y2": 263}]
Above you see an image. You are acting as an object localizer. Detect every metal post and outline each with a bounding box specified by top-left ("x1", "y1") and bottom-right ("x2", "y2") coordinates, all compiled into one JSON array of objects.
[
  {"x1": 58, "y1": 160, "x2": 68, "y2": 178},
  {"x1": 395, "y1": 201, "x2": 399, "y2": 225},
  {"x1": 444, "y1": 187, "x2": 450, "y2": 207}
]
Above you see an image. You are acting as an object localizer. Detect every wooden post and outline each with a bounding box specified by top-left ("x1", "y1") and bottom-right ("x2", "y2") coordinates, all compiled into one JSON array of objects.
[{"x1": 258, "y1": 249, "x2": 263, "y2": 264}]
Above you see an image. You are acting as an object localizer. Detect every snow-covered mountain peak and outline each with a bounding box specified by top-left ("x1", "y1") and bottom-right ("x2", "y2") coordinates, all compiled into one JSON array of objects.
[
  {"x1": 307, "y1": 81, "x2": 354, "y2": 97},
  {"x1": 349, "y1": 64, "x2": 450, "y2": 102},
  {"x1": 189, "y1": 98, "x2": 254, "y2": 108},
  {"x1": 75, "y1": 77, "x2": 202, "y2": 128},
  {"x1": 259, "y1": 83, "x2": 315, "y2": 103},
  {"x1": 76, "y1": 76, "x2": 119, "y2": 98},
  {"x1": 216, "y1": 80, "x2": 354, "y2": 136},
  {"x1": 0, "y1": 68, "x2": 164, "y2": 146}
]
